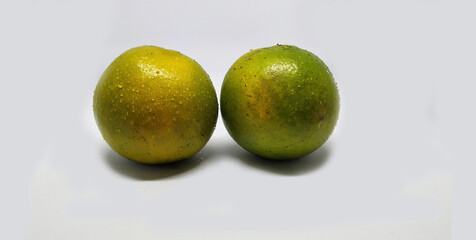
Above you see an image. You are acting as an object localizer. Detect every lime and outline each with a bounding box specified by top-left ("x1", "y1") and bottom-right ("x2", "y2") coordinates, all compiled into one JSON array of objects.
[
  {"x1": 220, "y1": 44, "x2": 339, "y2": 160},
  {"x1": 93, "y1": 46, "x2": 218, "y2": 164}
]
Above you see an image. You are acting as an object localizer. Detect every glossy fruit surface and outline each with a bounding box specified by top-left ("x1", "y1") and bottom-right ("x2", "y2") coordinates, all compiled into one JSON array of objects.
[
  {"x1": 94, "y1": 46, "x2": 218, "y2": 164},
  {"x1": 220, "y1": 45, "x2": 339, "y2": 160}
]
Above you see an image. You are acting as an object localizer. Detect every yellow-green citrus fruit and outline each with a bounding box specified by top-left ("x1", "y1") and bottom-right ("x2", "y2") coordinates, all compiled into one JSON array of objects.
[
  {"x1": 220, "y1": 45, "x2": 339, "y2": 160},
  {"x1": 94, "y1": 46, "x2": 218, "y2": 164}
]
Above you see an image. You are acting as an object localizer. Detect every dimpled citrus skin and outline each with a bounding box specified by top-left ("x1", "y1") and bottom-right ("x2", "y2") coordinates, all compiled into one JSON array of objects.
[
  {"x1": 94, "y1": 46, "x2": 218, "y2": 164},
  {"x1": 220, "y1": 45, "x2": 339, "y2": 160}
]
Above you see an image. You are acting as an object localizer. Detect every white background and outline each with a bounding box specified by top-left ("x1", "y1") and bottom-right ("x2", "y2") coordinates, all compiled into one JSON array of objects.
[{"x1": 1, "y1": 0, "x2": 473, "y2": 239}]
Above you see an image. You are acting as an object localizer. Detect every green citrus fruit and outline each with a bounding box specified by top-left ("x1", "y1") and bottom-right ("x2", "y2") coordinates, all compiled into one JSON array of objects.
[
  {"x1": 93, "y1": 46, "x2": 218, "y2": 164},
  {"x1": 220, "y1": 45, "x2": 339, "y2": 160}
]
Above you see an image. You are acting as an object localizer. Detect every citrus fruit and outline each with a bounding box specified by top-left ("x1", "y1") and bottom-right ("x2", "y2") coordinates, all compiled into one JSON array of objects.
[
  {"x1": 220, "y1": 44, "x2": 339, "y2": 160},
  {"x1": 93, "y1": 46, "x2": 218, "y2": 164}
]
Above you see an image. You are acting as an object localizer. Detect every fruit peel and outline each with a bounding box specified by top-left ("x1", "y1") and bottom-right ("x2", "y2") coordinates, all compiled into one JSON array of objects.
[
  {"x1": 221, "y1": 45, "x2": 339, "y2": 160},
  {"x1": 94, "y1": 46, "x2": 218, "y2": 164}
]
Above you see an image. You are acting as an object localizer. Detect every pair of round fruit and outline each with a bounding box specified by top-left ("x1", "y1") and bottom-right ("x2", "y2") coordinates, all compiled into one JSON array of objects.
[{"x1": 93, "y1": 45, "x2": 339, "y2": 164}]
